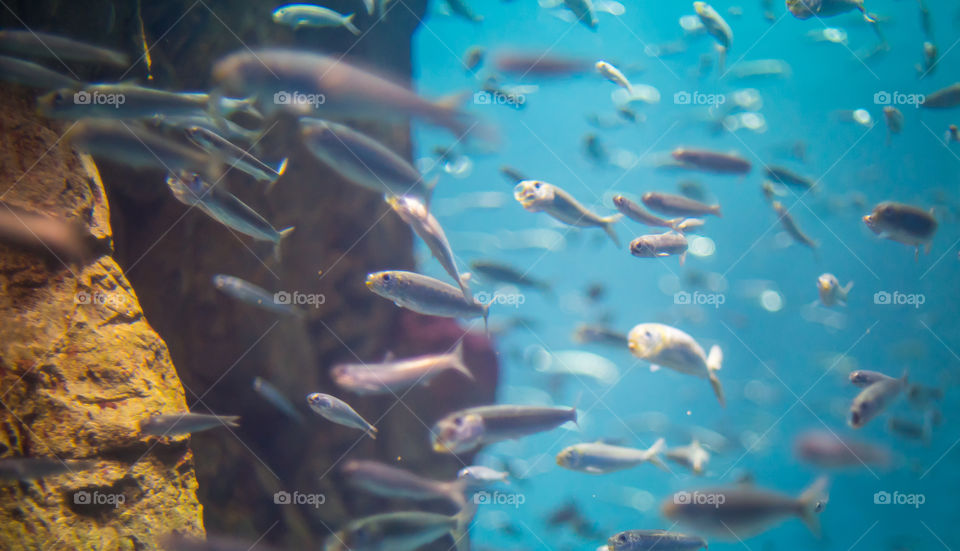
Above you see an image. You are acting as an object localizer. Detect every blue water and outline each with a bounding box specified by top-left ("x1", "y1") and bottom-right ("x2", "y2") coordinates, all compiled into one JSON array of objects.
[{"x1": 412, "y1": 2, "x2": 959, "y2": 549}]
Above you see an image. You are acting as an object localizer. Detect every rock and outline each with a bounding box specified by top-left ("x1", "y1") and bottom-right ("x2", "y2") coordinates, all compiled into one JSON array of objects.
[{"x1": 0, "y1": 89, "x2": 204, "y2": 550}]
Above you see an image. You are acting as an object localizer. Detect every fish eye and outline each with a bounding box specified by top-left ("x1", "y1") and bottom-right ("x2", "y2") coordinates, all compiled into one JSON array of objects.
[
  {"x1": 814, "y1": 501, "x2": 825, "y2": 513},
  {"x1": 850, "y1": 411, "x2": 860, "y2": 425},
  {"x1": 617, "y1": 534, "x2": 628, "y2": 543},
  {"x1": 533, "y1": 182, "x2": 541, "y2": 189},
  {"x1": 454, "y1": 416, "x2": 465, "y2": 426},
  {"x1": 382, "y1": 274, "x2": 391, "y2": 282},
  {"x1": 644, "y1": 330, "x2": 653, "y2": 339}
]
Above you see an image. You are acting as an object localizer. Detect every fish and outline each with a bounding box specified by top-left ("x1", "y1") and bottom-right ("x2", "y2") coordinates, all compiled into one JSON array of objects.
[
  {"x1": 792, "y1": 429, "x2": 891, "y2": 468},
  {"x1": 606, "y1": 530, "x2": 708, "y2": 551},
  {"x1": 272, "y1": 4, "x2": 361, "y2": 35},
  {"x1": 0, "y1": 29, "x2": 128, "y2": 67},
  {"x1": 457, "y1": 465, "x2": 510, "y2": 487},
  {"x1": 0, "y1": 55, "x2": 80, "y2": 90},
  {"x1": 365, "y1": 271, "x2": 489, "y2": 330},
  {"x1": 185, "y1": 126, "x2": 287, "y2": 187},
  {"x1": 301, "y1": 118, "x2": 435, "y2": 201},
  {"x1": 849, "y1": 369, "x2": 896, "y2": 388},
  {"x1": 671, "y1": 148, "x2": 752, "y2": 174},
  {"x1": 906, "y1": 383, "x2": 943, "y2": 407},
  {"x1": 556, "y1": 438, "x2": 667, "y2": 474},
  {"x1": 572, "y1": 323, "x2": 628, "y2": 347},
  {"x1": 252, "y1": 377, "x2": 305, "y2": 424},
  {"x1": 613, "y1": 195, "x2": 682, "y2": 230},
  {"x1": 444, "y1": 0, "x2": 483, "y2": 22},
  {"x1": 64, "y1": 120, "x2": 224, "y2": 184},
  {"x1": 674, "y1": 218, "x2": 705, "y2": 233},
  {"x1": 494, "y1": 51, "x2": 593, "y2": 77},
  {"x1": 817, "y1": 273, "x2": 853, "y2": 307},
  {"x1": 469, "y1": 260, "x2": 551, "y2": 294},
  {"x1": 563, "y1": 0, "x2": 599, "y2": 30},
  {"x1": 642, "y1": 192, "x2": 721, "y2": 218},
  {"x1": 772, "y1": 201, "x2": 818, "y2": 250},
  {"x1": 0, "y1": 202, "x2": 90, "y2": 263},
  {"x1": 883, "y1": 106, "x2": 903, "y2": 140},
  {"x1": 387, "y1": 195, "x2": 471, "y2": 298},
  {"x1": 764, "y1": 165, "x2": 815, "y2": 191},
  {"x1": 849, "y1": 372, "x2": 908, "y2": 429},
  {"x1": 786, "y1": 0, "x2": 874, "y2": 22},
  {"x1": 212, "y1": 274, "x2": 301, "y2": 317},
  {"x1": 139, "y1": 412, "x2": 240, "y2": 436},
  {"x1": 432, "y1": 404, "x2": 577, "y2": 454},
  {"x1": 887, "y1": 415, "x2": 932, "y2": 443},
  {"x1": 513, "y1": 180, "x2": 622, "y2": 245},
  {"x1": 166, "y1": 172, "x2": 293, "y2": 260},
  {"x1": 921, "y1": 83, "x2": 960, "y2": 109},
  {"x1": 500, "y1": 165, "x2": 528, "y2": 184},
  {"x1": 0, "y1": 457, "x2": 97, "y2": 481},
  {"x1": 918, "y1": 41, "x2": 937, "y2": 75},
  {"x1": 583, "y1": 133, "x2": 607, "y2": 164},
  {"x1": 627, "y1": 323, "x2": 725, "y2": 406},
  {"x1": 463, "y1": 46, "x2": 485, "y2": 72},
  {"x1": 694, "y1": 2, "x2": 732, "y2": 50},
  {"x1": 332, "y1": 341, "x2": 473, "y2": 394},
  {"x1": 306, "y1": 392, "x2": 378, "y2": 439},
  {"x1": 324, "y1": 507, "x2": 474, "y2": 551},
  {"x1": 342, "y1": 460, "x2": 467, "y2": 507},
  {"x1": 150, "y1": 112, "x2": 259, "y2": 143},
  {"x1": 665, "y1": 439, "x2": 710, "y2": 475},
  {"x1": 946, "y1": 124, "x2": 959, "y2": 142},
  {"x1": 661, "y1": 477, "x2": 829, "y2": 539},
  {"x1": 629, "y1": 232, "x2": 689, "y2": 265},
  {"x1": 211, "y1": 49, "x2": 477, "y2": 136},
  {"x1": 595, "y1": 61, "x2": 632, "y2": 93},
  {"x1": 863, "y1": 201, "x2": 937, "y2": 259}
]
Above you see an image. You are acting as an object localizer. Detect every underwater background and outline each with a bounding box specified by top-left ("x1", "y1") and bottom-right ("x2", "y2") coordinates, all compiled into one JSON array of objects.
[{"x1": 0, "y1": 0, "x2": 957, "y2": 550}]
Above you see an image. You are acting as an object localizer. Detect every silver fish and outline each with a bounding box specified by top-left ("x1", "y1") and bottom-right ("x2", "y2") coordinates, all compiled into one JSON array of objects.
[
  {"x1": 921, "y1": 82, "x2": 960, "y2": 109},
  {"x1": 863, "y1": 201, "x2": 937, "y2": 259},
  {"x1": 849, "y1": 369, "x2": 896, "y2": 388},
  {"x1": 629, "y1": 232, "x2": 689, "y2": 264},
  {"x1": 0, "y1": 457, "x2": 97, "y2": 481},
  {"x1": 272, "y1": 4, "x2": 361, "y2": 35},
  {"x1": 457, "y1": 465, "x2": 509, "y2": 487},
  {"x1": 665, "y1": 439, "x2": 710, "y2": 475},
  {"x1": 849, "y1": 372, "x2": 907, "y2": 429},
  {"x1": 325, "y1": 508, "x2": 473, "y2": 551},
  {"x1": 252, "y1": 377, "x2": 305, "y2": 424},
  {"x1": 694, "y1": 2, "x2": 732, "y2": 49},
  {"x1": 212, "y1": 274, "x2": 301, "y2": 317},
  {"x1": 607, "y1": 530, "x2": 708, "y2": 551},
  {"x1": 572, "y1": 323, "x2": 628, "y2": 347},
  {"x1": 514, "y1": 180, "x2": 621, "y2": 245},
  {"x1": 817, "y1": 273, "x2": 852, "y2": 307},
  {"x1": 342, "y1": 460, "x2": 466, "y2": 506},
  {"x1": 332, "y1": 341, "x2": 473, "y2": 395},
  {"x1": 556, "y1": 439, "x2": 667, "y2": 474},
  {"x1": 445, "y1": 0, "x2": 483, "y2": 22},
  {"x1": 563, "y1": 0, "x2": 599, "y2": 30},
  {"x1": 0, "y1": 55, "x2": 79, "y2": 89},
  {"x1": 432, "y1": 404, "x2": 577, "y2": 454},
  {"x1": 469, "y1": 259, "x2": 551, "y2": 294},
  {"x1": 365, "y1": 270, "x2": 489, "y2": 330},
  {"x1": 773, "y1": 201, "x2": 818, "y2": 250},
  {"x1": 186, "y1": 126, "x2": 287, "y2": 187},
  {"x1": 641, "y1": 192, "x2": 721, "y2": 218},
  {"x1": 306, "y1": 392, "x2": 378, "y2": 439},
  {"x1": 0, "y1": 29, "x2": 128, "y2": 67},
  {"x1": 628, "y1": 323, "x2": 725, "y2": 406},
  {"x1": 613, "y1": 195, "x2": 682, "y2": 230},
  {"x1": 38, "y1": 84, "x2": 259, "y2": 120},
  {"x1": 139, "y1": 412, "x2": 240, "y2": 436}
]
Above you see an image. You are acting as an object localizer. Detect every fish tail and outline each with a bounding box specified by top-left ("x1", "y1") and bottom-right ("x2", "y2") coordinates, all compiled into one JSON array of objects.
[
  {"x1": 707, "y1": 345, "x2": 725, "y2": 407},
  {"x1": 365, "y1": 425, "x2": 378, "y2": 440},
  {"x1": 458, "y1": 272, "x2": 474, "y2": 302},
  {"x1": 273, "y1": 226, "x2": 295, "y2": 262},
  {"x1": 645, "y1": 437, "x2": 669, "y2": 472},
  {"x1": 798, "y1": 476, "x2": 830, "y2": 537},
  {"x1": 343, "y1": 13, "x2": 362, "y2": 36},
  {"x1": 451, "y1": 499, "x2": 477, "y2": 551},
  {"x1": 449, "y1": 339, "x2": 475, "y2": 381},
  {"x1": 264, "y1": 158, "x2": 289, "y2": 194},
  {"x1": 712, "y1": 205, "x2": 723, "y2": 218},
  {"x1": 224, "y1": 415, "x2": 241, "y2": 428},
  {"x1": 842, "y1": 280, "x2": 854, "y2": 300},
  {"x1": 481, "y1": 302, "x2": 490, "y2": 335},
  {"x1": 602, "y1": 214, "x2": 623, "y2": 246},
  {"x1": 667, "y1": 217, "x2": 684, "y2": 231}
]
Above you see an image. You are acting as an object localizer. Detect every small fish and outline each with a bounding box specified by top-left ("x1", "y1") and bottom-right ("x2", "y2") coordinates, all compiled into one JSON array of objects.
[
  {"x1": 917, "y1": 41, "x2": 938, "y2": 75},
  {"x1": 325, "y1": 508, "x2": 473, "y2": 551},
  {"x1": 672, "y1": 148, "x2": 752, "y2": 174},
  {"x1": 883, "y1": 106, "x2": 903, "y2": 140},
  {"x1": 332, "y1": 341, "x2": 473, "y2": 395},
  {"x1": 0, "y1": 29, "x2": 128, "y2": 67},
  {"x1": 665, "y1": 439, "x2": 710, "y2": 475},
  {"x1": 694, "y1": 2, "x2": 732, "y2": 49},
  {"x1": 342, "y1": 460, "x2": 467, "y2": 506},
  {"x1": 301, "y1": 118, "x2": 435, "y2": 202},
  {"x1": 596, "y1": 61, "x2": 632, "y2": 93},
  {"x1": 0, "y1": 457, "x2": 97, "y2": 481},
  {"x1": 212, "y1": 274, "x2": 301, "y2": 316},
  {"x1": 494, "y1": 51, "x2": 593, "y2": 77},
  {"x1": 0, "y1": 55, "x2": 80, "y2": 90},
  {"x1": 817, "y1": 273, "x2": 853, "y2": 307},
  {"x1": 463, "y1": 46, "x2": 485, "y2": 72},
  {"x1": 514, "y1": 180, "x2": 622, "y2": 245},
  {"x1": 38, "y1": 84, "x2": 228, "y2": 120},
  {"x1": 387, "y1": 195, "x2": 471, "y2": 298},
  {"x1": 365, "y1": 270, "x2": 489, "y2": 330},
  {"x1": 253, "y1": 377, "x2": 305, "y2": 424},
  {"x1": 849, "y1": 372, "x2": 908, "y2": 428},
  {"x1": 556, "y1": 438, "x2": 667, "y2": 474},
  {"x1": 139, "y1": 412, "x2": 239, "y2": 436},
  {"x1": 946, "y1": 124, "x2": 959, "y2": 142},
  {"x1": 457, "y1": 465, "x2": 510, "y2": 487},
  {"x1": 792, "y1": 429, "x2": 891, "y2": 468},
  {"x1": 627, "y1": 323, "x2": 725, "y2": 406},
  {"x1": 764, "y1": 165, "x2": 815, "y2": 191},
  {"x1": 772, "y1": 201, "x2": 818, "y2": 250},
  {"x1": 921, "y1": 82, "x2": 960, "y2": 109},
  {"x1": 629, "y1": 232, "x2": 689, "y2": 265},
  {"x1": 432, "y1": 404, "x2": 577, "y2": 454},
  {"x1": 613, "y1": 195, "x2": 682, "y2": 230},
  {"x1": 583, "y1": 133, "x2": 607, "y2": 164},
  {"x1": 849, "y1": 369, "x2": 896, "y2": 388},
  {"x1": 307, "y1": 392, "x2": 377, "y2": 438},
  {"x1": 607, "y1": 530, "x2": 708, "y2": 551},
  {"x1": 674, "y1": 218, "x2": 705, "y2": 233},
  {"x1": 186, "y1": 126, "x2": 287, "y2": 187},
  {"x1": 642, "y1": 192, "x2": 721, "y2": 218},
  {"x1": 0, "y1": 202, "x2": 89, "y2": 262},
  {"x1": 906, "y1": 383, "x2": 943, "y2": 407},
  {"x1": 863, "y1": 201, "x2": 937, "y2": 259},
  {"x1": 563, "y1": 0, "x2": 599, "y2": 30},
  {"x1": 166, "y1": 172, "x2": 293, "y2": 260},
  {"x1": 272, "y1": 4, "x2": 361, "y2": 35},
  {"x1": 662, "y1": 477, "x2": 829, "y2": 539},
  {"x1": 572, "y1": 323, "x2": 628, "y2": 347},
  {"x1": 469, "y1": 259, "x2": 551, "y2": 294},
  {"x1": 786, "y1": 0, "x2": 874, "y2": 22},
  {"x1": 444, "y1": 0, "x2": 483, "y2": 22},
  {"x1": 887, "y1": 415, "x2": 932, "y2": 443}
]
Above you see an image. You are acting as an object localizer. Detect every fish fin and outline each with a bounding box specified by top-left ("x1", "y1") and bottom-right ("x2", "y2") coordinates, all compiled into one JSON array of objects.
[
  {"x1": 451, "y1": 499, "x2": 477, "y2": 551},
  {"x1": 679, "y1": 251, "x2": 686, "y2": 266},
  {"x1": 842, "y1": 280, "x2": 854, "y2": 299},
  {"x1": 915, "y1": 247, "x2": 920, "y2": 262},
  {"x1": 264, "y1": 158, "x2": 289, "y2": 194},
  {"x1": 707, "y1": 346, "x2": 725, "y2": 407},
  {"x1": 424, "y1": 175, "x2": 440, "y2": 211},
  {"x1": 224, "y1": 415, "x2": 241, "y2": 428},
  {"x1": 481, "y1": 302, "x2": 490, "y2": 336},
  {"x1": 449, "y1": 339, "x2": 475, "y2": 381},
  {"x1": 382, "y1": 350, "x2": 395, "y2": 362},
  {"x1": 712, "y1": 205, "x2": 722, "y2": 218},
  {"x1": 707, "y1": 345, "x2": 723, "y2": 372},
  {"x1": 667, "y1": 218, "x2": 684, "y2": 231},
  {"x1": 798, "y1": 476, "x2": 830, "y2": 537},
  {"x1": 343, "y1": 13, "x2": 362, "y2": 35},
  {"x1": 649, "y1": 364, "x2": 661, "y2": 373},
  {"x1": 602, "y1": 214, "x2": 623, "y2": 246},
  {"x1": 584, "y1": 466, "x2": 604, "y2": 474},
  {"x1": 273, "y1": 226, "x2": 295, "y2": 262},
  {"x1": 924, "y1": 241, "x2": 932, "y2": 255},
  {"x1": 458, "y1": 272, "x2": 474, "y2": 301},
  {"x1": 646, "y1": 438, "x2": 669, "y2": 471},
  {"x1": 366, "y1": 426, "x2": 378, "y2": 440}
]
